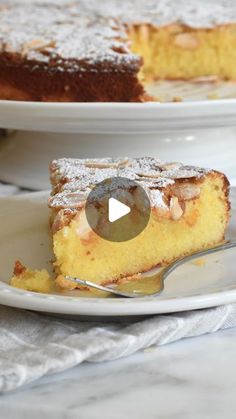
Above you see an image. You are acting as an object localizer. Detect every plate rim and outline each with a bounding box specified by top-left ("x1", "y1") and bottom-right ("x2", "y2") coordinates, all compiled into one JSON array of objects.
[
  {"x1": 0, "y1": 189, "x2": 235, "y2": 316},
  {"x1": 2, "y1": 78, "x2": 236, "y2": 134},
  {"x1": 1, "y1": 97, "x2": 236, "y2": 109}
]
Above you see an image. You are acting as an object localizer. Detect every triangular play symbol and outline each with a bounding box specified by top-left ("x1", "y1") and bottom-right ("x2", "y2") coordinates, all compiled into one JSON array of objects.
[{"x1": 108, "y1": 197, "x2": 131, "y2": 223}]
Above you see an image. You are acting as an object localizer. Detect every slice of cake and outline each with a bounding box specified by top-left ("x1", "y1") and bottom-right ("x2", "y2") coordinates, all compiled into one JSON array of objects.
[
  {"x1": 0, "y1": 1, "x2": 236, "y2": 102},
  {"x1": 49, "y1": 157, "x2": 230, "y2": 290}
]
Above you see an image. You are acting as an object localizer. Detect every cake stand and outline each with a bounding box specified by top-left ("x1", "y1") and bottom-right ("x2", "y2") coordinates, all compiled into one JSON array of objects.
[{"x1": 0, "y1": 81, "x2": 236, "y2": 190}]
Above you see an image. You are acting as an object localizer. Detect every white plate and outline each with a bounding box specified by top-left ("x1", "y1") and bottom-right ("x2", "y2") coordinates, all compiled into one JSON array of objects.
[
  {"x1": 1, "y1": 82, "x2": 236, "y2": 133},
  {"x1": 1, "y1": 128, "x2": 236, "y2": 190},
  {"x1": 0, "y1": 190, "x2": 236, "y2": 317}
]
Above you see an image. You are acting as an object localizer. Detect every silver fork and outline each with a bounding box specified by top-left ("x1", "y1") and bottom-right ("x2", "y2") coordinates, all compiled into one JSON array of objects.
[{"x1": 65, "y1": 240, "x2": 236, "y2": 298}]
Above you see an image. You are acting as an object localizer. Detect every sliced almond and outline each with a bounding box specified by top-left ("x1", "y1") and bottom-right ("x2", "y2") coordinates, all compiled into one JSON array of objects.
[
  {"x1": 171, "y1": 183, "x2": 201, "y2": 201},
  {"x1": 22, "y1": 39, "x2": 56, "y2": 56},
  {"x1": 173, "y1": 33, "x2": 200, "y2": 50},
  {"x1": 74, "y1": 209, "x2": 92, "y2": 240},
  {"x1": 159, "y1": 162, "x2": 182, "y2": 171},
  {"x1": 74, "y1": 207, "x2": 99, "y2": 241},
  {"x1": 137, "y1": 171, "x2": 161, "y2": 178},
  {"x1": 128, "y1": 24, "x2": 136, "y2": 38},
  {"x1": 170, "y1": 197, "x2": 184, "y2": 221},
  {"x1": 52, "y1": 209, "x2": 74, "y2": 234},
  {"x1": 85, "y1": 158, "x2": 129, "y2": 169},
  {"x1": 139, "y1": 24, "x2": 150, "y2": 42},
  {"x1": 111, "y1": 45, "x2": 127, "y2": 54},
  {"x1": 118, "y1": 158, "x2": 130, "y2": 168},
  {"x1": 85, "y1": 162, "x2": 115, "y2": 169}
]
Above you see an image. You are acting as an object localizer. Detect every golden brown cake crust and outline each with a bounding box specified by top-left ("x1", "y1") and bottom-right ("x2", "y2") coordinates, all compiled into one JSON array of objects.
[{"x1": 0, "y1": 62, "x2": 145, "y2": 102}]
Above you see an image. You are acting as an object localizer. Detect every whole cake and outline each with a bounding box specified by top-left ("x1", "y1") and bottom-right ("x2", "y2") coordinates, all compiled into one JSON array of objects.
[
  {"x1": 0, "y1": 0, "x2": 236, "y2": 102},
  {"x1": 47, "y1": 157, "x2": 230, "y2": 290}
]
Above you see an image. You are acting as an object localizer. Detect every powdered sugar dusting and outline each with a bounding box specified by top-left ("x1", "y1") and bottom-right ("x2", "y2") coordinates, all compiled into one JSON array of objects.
[
  {"x1": 49, "y1": 157, "x2": 211, "y2": 209},
  {"x1": 0, "y1": 3, "x2": 140, "y2": 71},
  {"x1": 100, "y1": 0, "x2": 236, "y2": 29},
  {"x1": 0, "y1": 0, "x2": 235, "y2": 73}
]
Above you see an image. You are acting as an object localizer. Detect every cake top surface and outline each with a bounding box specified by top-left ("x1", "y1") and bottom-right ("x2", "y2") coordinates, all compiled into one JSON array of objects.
[
  {"x1": 49, "y1": 157, "x2": 211, "y2": 209},
  {"x1": 79, "y1": 0, "x2": 236, "y2": 29},
  {"x1": 0, "y1": 2, "x2": 139, "y2": 71},
  {"x1": 0, "y1": 0, "x2": 235, "y2": 70}
]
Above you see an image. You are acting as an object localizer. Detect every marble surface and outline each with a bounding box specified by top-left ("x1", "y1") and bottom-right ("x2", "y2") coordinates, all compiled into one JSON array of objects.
[{"x1": 0, "y1": 326, "x2": 236, "y2": 419}]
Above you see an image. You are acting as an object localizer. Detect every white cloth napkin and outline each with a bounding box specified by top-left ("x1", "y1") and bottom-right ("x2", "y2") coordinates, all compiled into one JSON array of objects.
[
  {"x1": 0, "y1": 304, "x2": 236, "y2": 393},
  {"x1": 0, "y1": 183, "x2": 236, "y2": 393}
]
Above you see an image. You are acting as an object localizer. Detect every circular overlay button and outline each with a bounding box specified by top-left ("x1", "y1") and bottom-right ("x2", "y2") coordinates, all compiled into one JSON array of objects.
[{"x1": 85, "y1": 177, "x2": 151, "y2": 242}]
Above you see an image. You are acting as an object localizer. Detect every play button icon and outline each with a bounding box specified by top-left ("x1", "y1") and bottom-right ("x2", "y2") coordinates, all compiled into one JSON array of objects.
[
  {"x1": 108, "y1": 198, "x2": 131, "y2": 223},
  {"x1": 85, "y1": 177, "x2": 151, "y2": 242}
]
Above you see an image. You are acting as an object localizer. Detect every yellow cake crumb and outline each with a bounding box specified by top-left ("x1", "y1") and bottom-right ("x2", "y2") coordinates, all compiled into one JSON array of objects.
[
  {"x1": 192, "y1": 258, "x2": 206, "y2": 267},
  {"x1": 172, "y1": 96, "x2": 183, "y2": 102},
  {"x1": 129, "y1": 24, "x2": 236, "y2": 81},
  {"x1": 207, "y1": 92, "x2": 220, "y2": 100},
  {"x1": 10, "y1": 261, "x2": 54, "y2": 294}
]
